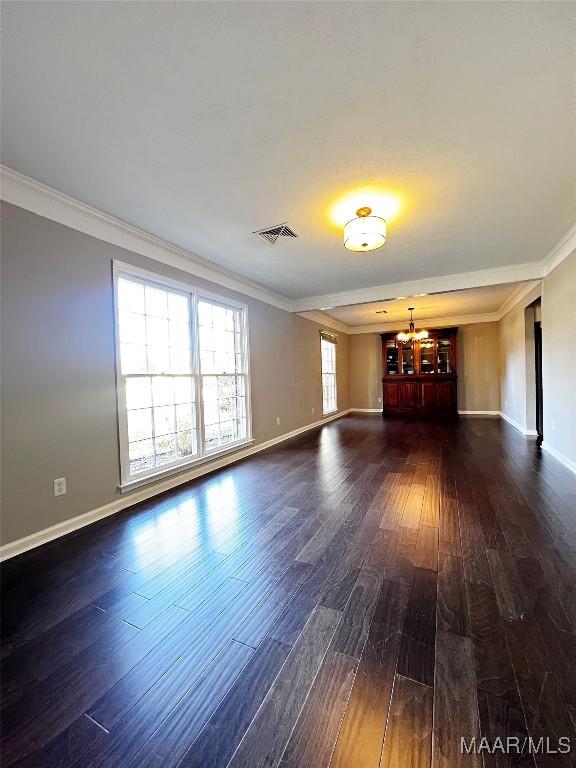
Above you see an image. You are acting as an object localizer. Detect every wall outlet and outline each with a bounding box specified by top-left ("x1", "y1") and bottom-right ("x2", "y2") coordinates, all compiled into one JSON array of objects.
[
  {"x1": 377, "y1": 397, "x2": 382, "y2": 404},
  {"x1": 276, "y1": 416, "x2": 281, "y2": 427},
  {"x1": 53, "y1": 477, "x2": 67, "y2": 497},
  {"x1": 312, "y1": 407, "x2": 315, "y2": 416}
]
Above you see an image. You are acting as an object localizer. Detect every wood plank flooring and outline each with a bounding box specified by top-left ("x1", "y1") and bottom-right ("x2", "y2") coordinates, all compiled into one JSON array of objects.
[{"x1": 2, "y1": 415, "x2": 576, "y2": 767}]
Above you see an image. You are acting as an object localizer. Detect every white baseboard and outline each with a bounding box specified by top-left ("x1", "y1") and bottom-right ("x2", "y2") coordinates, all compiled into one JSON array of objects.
[
  {"x1": 498, "y1": 410, "x2": 538, "y2": 437},
  {"x1": 541, "y1": 441, "x2": 576, "y2": 475},
  {"x1": 0, "y1": 409, "x2": 351, "y2": 562},
  {"x1": 458, "y1": 410, "x2": 500, "y2": 417},
  {"x1": 350, "y1": 408, "x2": 382, "y2": 413}
]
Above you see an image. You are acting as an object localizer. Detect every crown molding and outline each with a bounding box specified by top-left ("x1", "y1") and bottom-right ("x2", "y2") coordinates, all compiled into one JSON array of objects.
[
  {"x1": 344, "y1": 312, "x2": 500, "y2": 335},
  {"x1": 3, "y1": 166, "x2": 573, "y2": 322},
  {"x1": 544, "y1": 220, "x2": 576, "y2": 274},
  {"x1": 317, "y1": 280, "x2": 543, "y2": 335},
  {"x1": 290, "y1": 262, "x2": 546, "y2": 313},
  {"x1": 296, "y1": 311, "x2": 349, "y2": 334},
  {"x1": 291, "y1": 220, "x2": 576, "y2": 313},
  {"x1": 495, "y1": 280, "x2": 542, "y2": 321},
  {"x1": 0, "y1": 165, "x2": 293, "y2": 312}
]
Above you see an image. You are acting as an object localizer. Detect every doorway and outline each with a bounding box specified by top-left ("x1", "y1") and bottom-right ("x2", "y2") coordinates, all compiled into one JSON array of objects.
[{"x1": 534, "y1": 318, "x2": 543, "y2": 445}]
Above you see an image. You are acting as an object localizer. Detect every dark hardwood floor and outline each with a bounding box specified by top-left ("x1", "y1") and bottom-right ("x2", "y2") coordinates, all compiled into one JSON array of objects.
[{"x1": 2, "y1": 415, "x2": 576, "y2": 767}]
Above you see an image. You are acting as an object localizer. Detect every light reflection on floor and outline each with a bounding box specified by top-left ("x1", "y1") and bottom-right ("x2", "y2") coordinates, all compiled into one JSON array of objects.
[{"x1": 128, "y1": 476, "x2": 240, "y2": 568}]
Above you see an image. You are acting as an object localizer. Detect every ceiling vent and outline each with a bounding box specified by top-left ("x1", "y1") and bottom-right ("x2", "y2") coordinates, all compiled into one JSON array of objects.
[{"x1": 253, "y1": 222, "x2": 299, "y2": 245}]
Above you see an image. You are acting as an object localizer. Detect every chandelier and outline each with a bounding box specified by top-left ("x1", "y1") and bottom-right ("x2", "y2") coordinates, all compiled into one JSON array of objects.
[
  {"x1": 396, "y1": 307, "x2": 428, "y2": 343},
  {"x1": 343, "y1": 207, "x2": 387, "y2": 252}
]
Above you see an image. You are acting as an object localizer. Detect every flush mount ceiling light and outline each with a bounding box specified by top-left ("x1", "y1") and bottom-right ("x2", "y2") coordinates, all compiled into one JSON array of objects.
[
  {"x1": 396, "y1": 307, "x2": 428, "y2": 343},
  {"x1": 343, "y1": 207, "x2": 387, "y2": 252}
]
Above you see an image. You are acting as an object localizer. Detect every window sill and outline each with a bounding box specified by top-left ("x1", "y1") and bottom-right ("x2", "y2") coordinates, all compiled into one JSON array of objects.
[
  {"x1": 323, "y1": 409, "x2": 338, "y2": 416},
  {"x1": 118, "y1": 438, "x2": 255, "y2": 493}
]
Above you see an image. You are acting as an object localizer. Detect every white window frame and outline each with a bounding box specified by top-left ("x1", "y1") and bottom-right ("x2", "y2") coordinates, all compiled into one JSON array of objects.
[
  {"x1": 321, "y1": 335, "x2": 338, "y2": 415},
  {"x1": 113, "y1": 261, "x2": 252, "y2": 490}
]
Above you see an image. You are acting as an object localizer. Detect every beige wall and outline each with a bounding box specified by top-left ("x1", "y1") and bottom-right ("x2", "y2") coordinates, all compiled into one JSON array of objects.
[
  {"x1": 349, "y1": 333, "x2": 381, "y2": 410},
  {"x1": 542, "y1": 248, "x2": 576, "y2": 467},
  {"x1": 349, "y1": 323, "x2": 501, "y2": 413},
  {"x1": 498, "y1": 284, "x2": 542, "y2": 432},
  {"x1": 497, "y1": 251, "x2": 576, "y2": 469},
  {"x1": 457, "y1": 322, "x2": 500, "y2": 412},
  {"x1": 1, "y1": 203, "x2": 349, "y2": 545}
]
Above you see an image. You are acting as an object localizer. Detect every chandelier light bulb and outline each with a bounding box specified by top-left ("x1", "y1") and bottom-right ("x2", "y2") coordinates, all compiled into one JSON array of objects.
[{"x1": 396, "y1": 308, "x2": 428, "y2": 343}]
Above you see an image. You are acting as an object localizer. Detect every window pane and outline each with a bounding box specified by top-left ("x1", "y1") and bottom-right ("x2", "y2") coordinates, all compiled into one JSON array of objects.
[
  {"x1": 118, "y1": 277, "x2": 191, "y2": 381},
  {"x1": 146, "y1": 316, "x2": 169, "y2": 347},
  {"x1": 169, "y1": 320, "x2": 190, "y2": 349},
  {"x1": 119, "y1": 311, "x2": 146, "y2": 344},
  {"x1": 118, "y1": 278, "x2": 145, "y2": 314},
  {"x1": 169, "y1": 346, "x2": 191, "y2": 374},
  {"x1": 152, "y1": 376, "x2": 174, "y2": 406},
  {"x1": 201, "y1": 374, "x2": 247, "y2": 450},
  {"x1": 126, "y1": 376, "x2": 152, "y2": 409},
  {"x1": 200, "y1": 350, "x2": 215, "y2": 374},
  {"x1": 178, "y1": 426, "x2": 197, "y2": 458},
  {"x1": 121, "y1": 343, "x2": 147, "y2": 374},
  {"x1": 176, "y1": 403, "x2": 197, "y2": 457},
  {"x1": 169, "y1": 293, "x2": 188, "y2": 321},
  {"x1": 129, "y1": 439, "x2": 154, "y2": 474},
  {"x1": 128, "y1": 408, "x2": 153, "y2": 442},
  {"x1": 155, "y1": 434, "x2": 176, "y2": 465},
  {"x1": 147, "y1": 345, "x2": 169, "y2": 373},
  {"x1": 174, "y1": 377, "x2": 194, "y2": 404},
  {"x1": 145, "y1": 285, "x2": 168, "y2": 317},
  {"x1": 198, "y1": 299, "x2": 243, "y2": 376},
  {"x1": 321, "y1": 339, "x2": 337, "y2": 414},
  {"x1": 154, "y1": 405, "x2": 176, "y2": 436}
]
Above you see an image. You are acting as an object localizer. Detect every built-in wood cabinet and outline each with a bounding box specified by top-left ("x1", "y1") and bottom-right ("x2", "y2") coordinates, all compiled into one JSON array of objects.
[{"x1": 380, "y1": 328, "x2": 458, "y2": 417}]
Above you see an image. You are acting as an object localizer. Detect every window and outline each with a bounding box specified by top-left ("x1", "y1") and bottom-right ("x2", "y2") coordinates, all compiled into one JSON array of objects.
[
  {"x1": 321, "y1": 334, "x2": 337, "y2": 415},
  {"x1": 114, "y1": 264, "x2": 251, "y2": 486},
  {"x1": 198, "y1": 299, "x2": 248, "y2": 451}
]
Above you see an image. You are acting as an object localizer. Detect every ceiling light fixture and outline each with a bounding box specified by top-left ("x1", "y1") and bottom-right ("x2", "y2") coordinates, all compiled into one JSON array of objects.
[
  {"x1": 343, "y1": 207, "x2": 386, "y2": 252},
  {"x1": 396, "y1": 307, "x2": 428, "y2": 343}
]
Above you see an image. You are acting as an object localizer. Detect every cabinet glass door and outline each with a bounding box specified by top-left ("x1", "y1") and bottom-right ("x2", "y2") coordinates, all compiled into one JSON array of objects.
[
  {"x1": 401, "y1": 342, "x2": 415, "y2": 374},
  {"x1": 385, "y1": 341, "x2": 399, "y2": 374},
  {"x1": 437, "y1": 338, "x2": 452, "y2": 373},
  {"x1": 419, "y1": 339, "x2": 435, "y2": 374}
]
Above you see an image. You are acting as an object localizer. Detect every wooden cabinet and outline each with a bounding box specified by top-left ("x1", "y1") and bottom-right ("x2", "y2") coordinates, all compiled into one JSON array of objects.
[{"x1": 381, "y1": 329, "x2": 458, "y2": 417}]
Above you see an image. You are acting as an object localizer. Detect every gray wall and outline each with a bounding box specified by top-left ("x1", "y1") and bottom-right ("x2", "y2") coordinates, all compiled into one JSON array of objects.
[
  {"x1": 1, "y1": 203, "x2": 349, "y2": 545},
  {"x1": 3, "y1": 200, "x2": 574, "y2": 548}
]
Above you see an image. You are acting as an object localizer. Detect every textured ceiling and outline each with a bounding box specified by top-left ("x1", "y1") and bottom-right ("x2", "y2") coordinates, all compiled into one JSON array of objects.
[
  {"x1": 321, "y1": 282, "x2": 524, "y2": 327},
  {"x1": 2, "y1": 2, "x2": 575, "y2": 299}
]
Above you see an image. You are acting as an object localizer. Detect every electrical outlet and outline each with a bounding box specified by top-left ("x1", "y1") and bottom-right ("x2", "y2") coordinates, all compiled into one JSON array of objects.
[
  {"x1": 276, "y1": 416, "x2": 281, "y2": 427},
  {"x1": 312, "y1": 407, "x2": 315, "y2": 416},
  {"x1": 377, "y1": 397, "x2": 382, "y2": 404},
  {"x1": 54, "y1": 477, "x2": 67, "y2": 497}
]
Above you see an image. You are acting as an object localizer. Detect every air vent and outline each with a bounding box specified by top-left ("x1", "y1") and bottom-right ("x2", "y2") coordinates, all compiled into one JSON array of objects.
[{"x1": 253, "y1": 222, "x2": 299, "y2": 245}]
